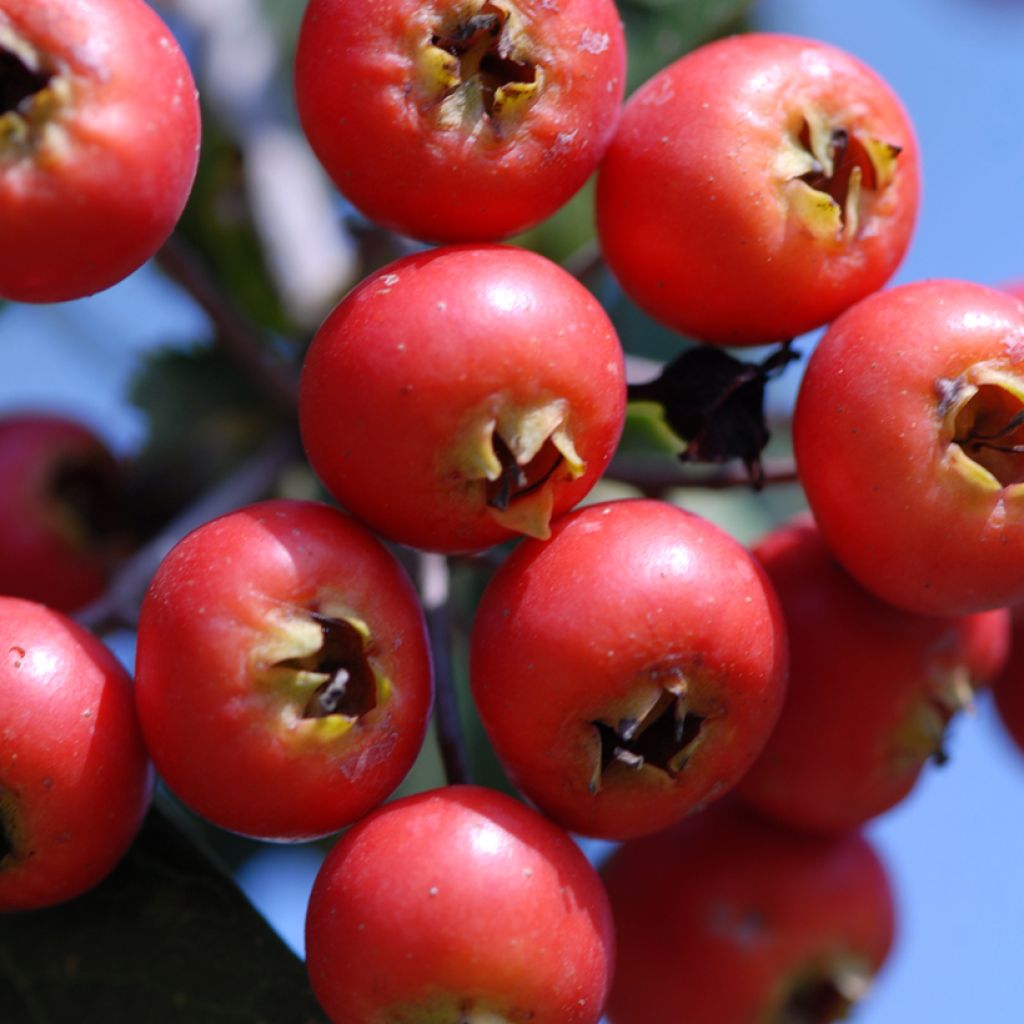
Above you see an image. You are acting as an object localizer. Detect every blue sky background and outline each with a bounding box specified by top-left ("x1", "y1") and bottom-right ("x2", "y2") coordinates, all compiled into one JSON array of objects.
[{"x1": 1, "y1": 0, "x2": 1023, "y2": 1020}]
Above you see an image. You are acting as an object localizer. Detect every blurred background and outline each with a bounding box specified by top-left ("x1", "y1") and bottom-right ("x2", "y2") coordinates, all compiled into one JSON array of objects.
[{"x1": 1, "y1": 0, "x2": 1023, "y2": 1020}]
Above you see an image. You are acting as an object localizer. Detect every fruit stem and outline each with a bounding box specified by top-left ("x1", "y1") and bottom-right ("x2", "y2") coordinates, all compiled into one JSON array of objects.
[
  {"x1": 606, "y1": 455, "x2": 799, "y2": 494},
  {"x1": 75, "y1": 432, "x2": 301, "y2": 633},
  {"x1": 154, "y1": 235, "x2": 299, "y2": 413},
  {"x1": 420, "y1": 553, "x2": 472, "y2": 786}
]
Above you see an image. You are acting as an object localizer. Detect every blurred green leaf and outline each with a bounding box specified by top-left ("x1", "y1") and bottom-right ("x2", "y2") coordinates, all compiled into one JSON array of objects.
[
  {"x1": 259, "y1": 0, "x2": 306, "y2": 57},
  {"x1": 512, "y1": 178, "x2": 598, "y2": 264},
  {"x1": 0, "y1": 808, "x2": 328, "y2": 1024},
  {"x1": 619, "y1": 401, "x2": 686, "y2": 456},
  {"x1": 127, "y1": 344, "x2": 283, "y2": 529},
  {"x1": 176, "y1": 113, "x2": 293, "y2": 336},
  {"x1": 621, "y1": 0, "x2": 756, "y2": 92}
]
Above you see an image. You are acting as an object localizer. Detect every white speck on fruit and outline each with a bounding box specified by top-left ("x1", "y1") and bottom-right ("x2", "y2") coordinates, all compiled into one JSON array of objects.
[{"x1": 578, "y1": 29, "x2": 610, "y2": 54}]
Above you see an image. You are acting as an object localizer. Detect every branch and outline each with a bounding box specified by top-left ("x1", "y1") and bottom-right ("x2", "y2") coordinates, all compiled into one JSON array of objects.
[
  {"x1": 562, "y1": 238, "x2": 603, "y2": 281},
  {"x1": 606, "y1": 455, "x2": 799, "y2": 494},
  {"x1": 77, "y1": 432, "x2": 301, "y2": 634},
  {"x1": 419, "y1": 553, "x2": 472, "y2": 787},
  {"x1": 155, "y1": 235, "x2": 300, "y2": 411}
]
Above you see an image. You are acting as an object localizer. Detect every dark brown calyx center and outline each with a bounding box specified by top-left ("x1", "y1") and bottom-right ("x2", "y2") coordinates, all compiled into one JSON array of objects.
[
  {"x1": 776, "y1": 976, "x2": 855, "y2": 1024},
  {"x1": 775, "y1": 962, "x2": 870, "y2": 1024},
  {"x1": 591, "y1": 688, "x2": 705, "y2": 791},
  {"x1": 0, "y1": 44, "x2": 51, "y2": 115},
  {"x1": 430, "y1": 2, "x2": 537, "y2": 118},
  {"x1": 485, "y1": 433, "x2": 564, "y2": 512},
  {"x1": 952, "y1": 384, "x2": 1024, "y2": 486},
  {"x1": 49, "y1": 452, "x2": 125, "y2": 552},
  {"x1": 0, "y1": 787, "x2": 16, "y2": 869},
  {"x1": 797, "y1": 123, "x2": 876, "y2": 225},
  {"x1": 784, "y1": 113, "x2": 900, "y2": 241},
  {"x1": 273, "y1": 614, "x2": 377, "y2": 720}
]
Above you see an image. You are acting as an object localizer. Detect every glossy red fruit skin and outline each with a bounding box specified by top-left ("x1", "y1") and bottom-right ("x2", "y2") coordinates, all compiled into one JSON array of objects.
[
  {"x1": 992, "y1": 605, "x2": 1024, "y2": 755},
  {"x1": 134, "y1": 500, "x2": 433, "y2": 841},
  {"x1": 0, "y1": 597, "x2": 152, "y2": 912},
  {"x1": 962, "y1": 602, "x2": 1012, "y2": 688},
  {"x1": 305, "y1": 785, "x2": 615, "y2": 1024},
  {"x1": 299, "y1": 245, "x2": 626, "y2": 554},
  {"x1": 0, "y1": 0, "x2": 200, "y2": 302},
  {"x1": 0, "y1": 414, "x2": 119, "y2": 612},
  {"x1": 795, "y1": 279, "x2": 1024, "y2": 616},
  {"x1": 470, "y1": 499, "x2": 788, "y2": 840},
  {"x1": 596, "y1": 33, "x2": 919, "y2": 346},
  {"x1": 294, "y1": 0, "x2": 625, "y2": 243},
  {"x1": 602, "y1": 802, "x2": 896, "y2": 1024},
  {"x1": 736, "y1": 516, "x2": 1011, "y2": 833}
]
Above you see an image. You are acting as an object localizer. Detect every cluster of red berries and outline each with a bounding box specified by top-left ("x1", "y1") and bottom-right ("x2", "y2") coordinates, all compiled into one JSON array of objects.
[{"x1": 3, "y1": 1, "x2": 1024, "y2": 1022}]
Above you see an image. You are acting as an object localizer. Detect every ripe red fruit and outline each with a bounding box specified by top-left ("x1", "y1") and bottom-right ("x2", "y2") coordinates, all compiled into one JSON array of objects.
[
  {"x1": 294, "y1": 0, "x2": 625, "y2": 243},
  {"x1": 134, "y1": 500, "x2": 433, "y2": 841},
  {"x1": 470, "y1": 499, "x2": 788, "y2": 840},
  {"x1": 299, "y1": 245, "x2": 626, "y2": 553},
  {"x1": 795, "y1": 279, "x2": 1024, "y2": 615},
  {"x1": 305, "y1": 785, "x2": 615, "y2": 1024},
  {"x1": 0, "y1": 597, "x2": 152, "y2": 912},
  {"x1": 0, "y1": 414, "x2": 123, "y2": 612},
  {"x1": 602, "y1": 802, "x2": 896, "y2": 1024},
  {"x1": 961, "y1": 601, "x2": 1012, "y2": 688},
  {"x1": 736, "y1": 515, "x2": 1011, "y2": 833},
  {"x1": 596, "y1": 33, "x2": 919, "y2": 346},
  {"x1": 0, "y1": 0, "x2": 200, "y2": 303},
  {"x1": 992, "y1": 606, "x2": 1024, "y2": 756}
]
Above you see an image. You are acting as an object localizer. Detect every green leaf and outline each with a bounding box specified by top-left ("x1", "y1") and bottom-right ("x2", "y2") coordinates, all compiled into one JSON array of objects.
[
  {"x1": 619, "y1": 401, "x2": 686, "y2": 456},
  {"x1": 511, "y1": 178, "x2": 597, "y2": 264},
  {"x1": 127, "y1": 344, "x2": 283, "y2": 529},
  {"x1": 0, "y1": 808, "x2": 328, "y2": 1024},
  {"x1": 258, "y1": 0, "x2": 306, "y2": 55},
  {"x1": 176, "y1": 112, "x2": 294, "y2": 336},
  {"x1": 620, "y1": 0, "x2": 755, "y2": 92}
]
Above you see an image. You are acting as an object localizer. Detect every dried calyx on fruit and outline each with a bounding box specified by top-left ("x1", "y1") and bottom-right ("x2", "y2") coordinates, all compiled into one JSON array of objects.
[
  {"x1": 453, "y1": 396, "x2": 585, "y2": 539},
  {"x1": 255, "y1": 609, "x2": 390, "y2": 731},
  {"x1": 892, "y1": 663, "x2": 975, "y2": 770},
  {"x1": 774, "y1": 957, "x2": 873, "y2": 1024},
  {"x1": 0, "y1": 26, "x2": 69, "y2": 155},
  {"x1": 590, "y1": 672, "x2": 707, "y2": 792},
  {"x1": 942, "y1": 369, "x2": 1024, "y2": 488},
  {"x1": 780, "y1": 107, "x2": 901, "y2": 241},
  {"x1": 417, "y1": 1, "x2": 541, "y2": 131}
]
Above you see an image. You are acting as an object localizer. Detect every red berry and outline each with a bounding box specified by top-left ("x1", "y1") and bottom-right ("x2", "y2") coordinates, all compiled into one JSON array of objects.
[
  {"x1": 134, "y1": 500, "x2": 433, "y2": 841},
  {"x1": 295, "y1": 0, "x2": 625, "y2": 242},
  {"x1": 992, "y1": 606, "x2": 1024, "y2": 756},
  {"x1": 795, "y1": 279, "x2": 1024, "y2": 615},
  {"x1": 0, "y1": 414, "x2": 123, "y2": 612},
  {"x1": 602, "y1": 802, "x2": 896, "y2": 1024},
  {"x1": 0, "y1": 597, "x2": 152, "y2": 911},
  {"x1": 299, "y1": 245, "x2": 626, "y2": 553},
  {"x1": 305, "y1": 785, "x2": 615, "y2": 1024},
  {"x1": 597, "y1": 33, "x2": 919, "y2": 345},
  {"x1": 736, "y1": 515, "x2": 1011, "y2": 833},
  {"x1": 0, "y1": 0, "x2": 201, "y2": 302},
  {"x1": 470, "y1": 499, "x2": 788, "y2": 839}
]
